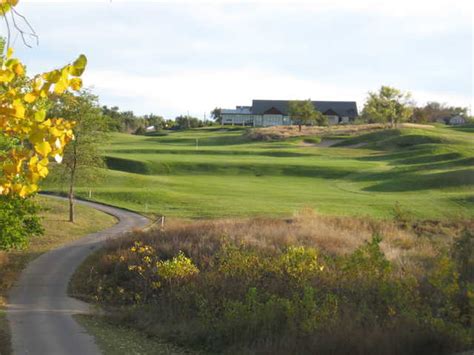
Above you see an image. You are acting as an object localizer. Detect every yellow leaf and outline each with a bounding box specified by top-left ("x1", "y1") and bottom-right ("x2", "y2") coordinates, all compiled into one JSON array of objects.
[
  {"x1": 54, "y1": 79, "x2": 68, "y2": 94},
  {"x1": 13, "y1": 63, "x2": 24, "y2": 76},
  {"x1": 34, "y1": 109, "x2": 46, "y2": 122},
  {"x1": 37, "y1": 163, "x2": 48, "y2": 178},
  {"x1": 13, "y1": 101, "x2": 25, "y2": 118},
  {"x1": 69, "y1": 77, "x2": 82, "y2": 91},
  {"x1": 24, "y1": 92, "x2": 38, "y2": 103},
  {"x1": 35, "y1": 141, "x2": 52, "y2": 157},
  {"x1": 0, "y1": 69, "x2": 14, "y2": 83},
  {"x1": 70, "y1": 54, "x2": 87, "y2": 76},
  {"x1": 6, "y1": 47, "x2": 13, "y2": 59}
]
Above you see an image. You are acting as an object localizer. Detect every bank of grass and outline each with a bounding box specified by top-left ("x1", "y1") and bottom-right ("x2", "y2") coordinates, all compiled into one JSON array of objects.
[
  {"x1": 44, "y1": 124, "x2": 474, "y2": 220},
  {"x1": 74, "y1": 314, "x2": 197, "y2": 355},
  {"x1": 0, "y1": 196, "x2": 116, "y2": 355},
  {"x1": 72, "y1": 211, "x2": 473, "y2": 354}
]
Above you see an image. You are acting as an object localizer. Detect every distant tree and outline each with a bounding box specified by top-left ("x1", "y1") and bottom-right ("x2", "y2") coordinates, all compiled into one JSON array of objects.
[
  {"x1": 420, "y1": 102, "x2": 468, "y2": 123},
  {"x1": 144, "y1": 114, "x2": 165, "y2": 130},
  {"x1": 362, "y1": 86, "x2": 413, "y2": 128},
  {"x1": 314, "y1": 110, "x2": 328, "y2": 126},
  {"x1": 102, "y1": 105, "x2": 122, "y2": 131},
  {"x1": 48, "y1": 91, "x2": 108, "y2": 222},
  {"x1": 175, "y1": 115, "x2": 201, "y2": 130},
  {"x1": 134, "y1": 126, "x2": 146, "y2": 135},
  {"x1": 289, "y1": 99, "x2": 322, "y2": 131},
  {"x1": 164, "y1": 119, "x2": 175, "y2": 129},
  {"x1": 101, "y1": 106, "x2": 147, "y2": 133},
  {"x1": 411, "y1": 107, "x2": 429, "y2": 124},
  {"x1": 211, "y1": 107, "x2": 222, "y2": 124}
]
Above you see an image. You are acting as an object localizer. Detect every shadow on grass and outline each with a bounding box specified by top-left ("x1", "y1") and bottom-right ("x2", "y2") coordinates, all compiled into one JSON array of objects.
[
  {"x1": 363, "y1": 169, "x2": 474, "y2": 192},
  {"x1": 106, "y1": 149, "x2": 314, "y2": 158}
]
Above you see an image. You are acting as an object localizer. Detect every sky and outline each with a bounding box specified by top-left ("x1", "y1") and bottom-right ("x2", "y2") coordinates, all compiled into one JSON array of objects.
[{"x1": 5, "y1": 0, "x2": 474, "y2": 119}]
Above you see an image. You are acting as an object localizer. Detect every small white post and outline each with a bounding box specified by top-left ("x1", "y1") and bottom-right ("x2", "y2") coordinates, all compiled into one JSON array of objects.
[
  {"x1": 145, "y1": 203, "x2": 148, "y2": 213},
  {"x1": 88, "y1": 189, "x2": 92, "y2": 199},
  {"x1": 196, "y1": 138, "x2": 199, "y2": 150}
]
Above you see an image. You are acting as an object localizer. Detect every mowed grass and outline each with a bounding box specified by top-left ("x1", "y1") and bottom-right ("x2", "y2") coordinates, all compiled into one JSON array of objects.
[
  {"x1": 0, "y1": 196, "x2": 117, "y2": 355},
  {"x1": 45, "y1": 125, "x2": 474, "y2": 219}
]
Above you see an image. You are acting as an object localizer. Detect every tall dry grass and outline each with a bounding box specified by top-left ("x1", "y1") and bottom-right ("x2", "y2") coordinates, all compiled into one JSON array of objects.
[
  {"x1": 110, "y1": 209, "x2": 465, "y2": 276},
  {"x1": 246, "y1": 123, "x2": 435, "y2": 141},
  {"x1": 72, "y1": 212, "x2": 473, "y2": 354}
]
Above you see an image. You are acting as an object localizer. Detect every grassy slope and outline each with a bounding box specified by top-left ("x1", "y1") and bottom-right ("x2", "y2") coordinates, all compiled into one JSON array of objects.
[
  {"x1": 45, "y1": 125, "x2": 474, "y2": 219},
  {"x1": 0, "y1": 196, "x2": 117, "y2": 355},
  {"x1": 75, "y1": 315, "x2": 197, "y2": 355}
]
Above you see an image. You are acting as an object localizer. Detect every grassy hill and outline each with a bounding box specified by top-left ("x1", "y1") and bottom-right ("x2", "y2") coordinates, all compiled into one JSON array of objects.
[{"x1": 45, "y1": 124, "x2": 474, "y2": 219}]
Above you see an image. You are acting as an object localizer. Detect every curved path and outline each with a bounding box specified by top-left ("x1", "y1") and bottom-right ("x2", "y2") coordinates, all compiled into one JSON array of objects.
[{"x1": 7, "y1": 197, "x2": 149, "y2": 355}]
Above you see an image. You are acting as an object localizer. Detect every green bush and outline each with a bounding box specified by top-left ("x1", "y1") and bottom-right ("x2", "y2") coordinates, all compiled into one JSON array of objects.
[{"x1": 0, "y1": 196, "x2": 43, "y2": 250}]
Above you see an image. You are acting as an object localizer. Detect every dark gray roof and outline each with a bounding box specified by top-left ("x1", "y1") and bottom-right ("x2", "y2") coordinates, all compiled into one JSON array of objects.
[{"x1": 251, "y1": 100, "x2": 358, "y2": 118}]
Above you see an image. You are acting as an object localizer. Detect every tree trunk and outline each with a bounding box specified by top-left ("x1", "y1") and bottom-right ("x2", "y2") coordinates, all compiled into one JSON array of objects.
[
  {"x1": 68, "y1": 184, "x2": 75, "y2": 223},
  {"x1": 298, "y1": 124, "x2": 302, "y2": 132},
  {"x1": 68, "y1": 144, "x2": 77, "y2": 223}
]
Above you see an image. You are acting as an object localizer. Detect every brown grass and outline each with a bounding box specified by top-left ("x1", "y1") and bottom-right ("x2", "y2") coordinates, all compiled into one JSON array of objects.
[
  {"x1": 71, "y1": 212, "x2": 473, "y2": 354},
  {"x1": 246, "y1": 123, "x2": 435, "y2": 141},
  {"x1": 108, "y1": 209, "x2": 465, "y2": 275}
]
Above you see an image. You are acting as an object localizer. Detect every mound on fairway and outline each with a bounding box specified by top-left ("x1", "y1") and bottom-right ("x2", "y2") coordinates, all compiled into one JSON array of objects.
[{"x1": 45, "y1": 125, "x2": 474, "y2": 219}]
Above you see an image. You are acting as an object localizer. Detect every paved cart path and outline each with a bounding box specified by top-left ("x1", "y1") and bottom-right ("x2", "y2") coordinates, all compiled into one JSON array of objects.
[{"x1": 7, "y1": 197, "x2": 149, "y2": 355}]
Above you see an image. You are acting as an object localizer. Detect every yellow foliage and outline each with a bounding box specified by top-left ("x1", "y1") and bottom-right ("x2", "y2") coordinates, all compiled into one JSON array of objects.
[{"x1": 0, "y1": 47, "x2": 87, "y2": 197}]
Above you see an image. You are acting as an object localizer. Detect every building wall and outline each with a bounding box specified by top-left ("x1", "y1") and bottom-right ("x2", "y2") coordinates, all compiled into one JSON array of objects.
[{"x1": 222, "y1": 114, "x2": 349, "y2": 127}]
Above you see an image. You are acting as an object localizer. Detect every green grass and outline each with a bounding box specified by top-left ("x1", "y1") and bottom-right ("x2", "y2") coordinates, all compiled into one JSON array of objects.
[
  {"x1": 0, "y1": 196, "x2": 117, "y2": 355},
  {"x1": 75, "y1": 315, "x2": 198, "y2": 355},
  {"x1": 45, "y1": 125, "x2": 474, "y2": 219}
]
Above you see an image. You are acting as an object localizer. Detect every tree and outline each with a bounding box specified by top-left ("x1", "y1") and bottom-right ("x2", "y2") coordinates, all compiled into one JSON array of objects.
[
  {"x1": 0, "y1": 195, "x2": 43, "y2": 250},
  {"x1": 48, "y1": 91, "x2": 107, "y2": 222},
  {"x1": 289, "y1": 99, "x2": 322, "y2": 131},
  {"x1": 211, "y1": 107, "x2": 222, "y2": 124},
  {"x1": 175, "y1": 115, "x2": 201, "y2": 130},
  {"x1": 362, "y1": 86, "x2": 413, "y2": 128},
  {"x1": 0, "y1": 2, "x2": 87, "y2": 248},
  {"x1": 411, "y1": 107, "x2": 429, "y2": 124},
  {"x1": 418, "y1": 102, "x2": 468, "y2": 123},
  {"x1": 0, "y1": 44, "x2": 86, "y2": 198},
  {"x1": 144, "y1": 114, "x2": 165, "y2": 130}
]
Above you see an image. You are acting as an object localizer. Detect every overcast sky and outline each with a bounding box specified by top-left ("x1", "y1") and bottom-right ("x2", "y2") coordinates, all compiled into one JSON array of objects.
[{"x1": 8, "y1": 0, "x2": 474, "y2": 119}]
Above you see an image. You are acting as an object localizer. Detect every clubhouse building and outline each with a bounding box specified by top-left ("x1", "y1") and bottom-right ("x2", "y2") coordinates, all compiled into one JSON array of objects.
[{"x1": 222, "y1": 100, "x2": 358, "y2": 127}]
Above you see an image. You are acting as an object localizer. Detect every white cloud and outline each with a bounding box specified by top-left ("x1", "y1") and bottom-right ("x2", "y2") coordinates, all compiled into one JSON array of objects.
[{"x1": 85, "y1": 68, "x2": 473, "y2": 117}]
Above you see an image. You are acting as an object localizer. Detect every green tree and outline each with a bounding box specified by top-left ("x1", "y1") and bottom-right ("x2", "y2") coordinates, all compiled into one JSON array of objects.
[
  {"x1": 411, "y1": 107, "x2": 429, "y2": 123},
  {"x1": 0, "y1": 195, "x2": 43, "y2": 250},
  {"x1": 144, "y1": 114, "x2": 165, "y2": 130},
  {"x1": 362, "y1": 86, "x2": 413, "y2": 128},
  {"x1": 175, "y1": 115, "x2": 201, "y2": 129},
  {"x1": 289, "y1": 99, "x2": 323, "y2": 131},
  {"x1": 48, "y1": 91, "x2": 108, "y2": 222},
  {"x1": 211, "y1": 107, "x2": 222, "y2": 124}
]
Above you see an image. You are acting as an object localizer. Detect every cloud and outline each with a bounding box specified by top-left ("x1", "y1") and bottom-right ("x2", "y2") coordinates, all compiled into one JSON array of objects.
[
  {"x1": 13, "y1": 1, "x2": 473, "y2": 116},
  {"x1": 86, "y1": 68, "x2": 473, "y2": 117}
]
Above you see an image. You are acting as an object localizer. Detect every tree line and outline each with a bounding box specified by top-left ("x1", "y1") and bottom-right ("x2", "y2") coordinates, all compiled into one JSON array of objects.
[{"x1": 102, "y1": 106, "x2": 217, "y2": 134}]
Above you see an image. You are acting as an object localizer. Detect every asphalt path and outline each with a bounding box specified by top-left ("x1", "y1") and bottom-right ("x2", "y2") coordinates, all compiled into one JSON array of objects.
[{"x1": 7, "y1": 197, "x2": 149, "y2": 355}]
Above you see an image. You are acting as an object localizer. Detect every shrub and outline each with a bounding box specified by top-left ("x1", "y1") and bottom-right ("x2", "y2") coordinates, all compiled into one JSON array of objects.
[
  {"x1": 73, "y1": 217, "x2": 474, "y2": 354},
  {"x1": 0, "y1": 196, "x2": 43, "y2": 250}
]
